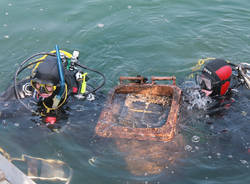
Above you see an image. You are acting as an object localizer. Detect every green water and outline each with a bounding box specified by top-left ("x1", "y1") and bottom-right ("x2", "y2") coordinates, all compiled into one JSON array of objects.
[{"x1": 0, "y1": 0, "x2": 250, "y2": 184}]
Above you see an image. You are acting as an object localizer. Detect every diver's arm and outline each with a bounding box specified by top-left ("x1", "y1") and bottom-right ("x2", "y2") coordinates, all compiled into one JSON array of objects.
[
  {"x1": 206, "y1": 95, "x2": 234, "y2": 116},
  {"x1": 0, "y1": 80, "x2": 34, "y2": 101}
]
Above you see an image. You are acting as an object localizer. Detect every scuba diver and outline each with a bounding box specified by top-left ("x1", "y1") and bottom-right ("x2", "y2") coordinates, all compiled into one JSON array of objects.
[
  {"x1": 0, "y1": 45, "x2": 105, "y2": 126},
  {"x1": 183, "y1": 58, "x2": 250, "y2": 115}
]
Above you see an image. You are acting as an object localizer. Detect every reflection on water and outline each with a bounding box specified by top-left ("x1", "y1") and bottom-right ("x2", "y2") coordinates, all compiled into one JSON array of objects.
[{"x1": 115, "y1": 134, "x2": 185, "y2": 176}]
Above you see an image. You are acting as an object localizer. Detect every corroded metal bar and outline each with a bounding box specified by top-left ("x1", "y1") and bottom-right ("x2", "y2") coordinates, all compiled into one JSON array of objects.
[
  {"x1": 119, "y1": 76, "x2": 146, "y2": 84},
  {"x1": 151, "y1": 76, "x2": 176, "y2": 85}
]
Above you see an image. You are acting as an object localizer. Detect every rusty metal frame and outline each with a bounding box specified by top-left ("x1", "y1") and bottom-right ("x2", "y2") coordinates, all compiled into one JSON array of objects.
[{"x1": 95, "y1": 76, "x2": 182, "y2": 142}]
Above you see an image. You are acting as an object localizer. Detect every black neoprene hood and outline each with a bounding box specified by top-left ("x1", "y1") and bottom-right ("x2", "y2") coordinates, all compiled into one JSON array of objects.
[
  {"x1": 33, "y1": 55, "x2": 62, "y2": 85},
  {"x1": 202, "y1": 59, "x2": 228, "y2": 82},
  {"x1": 202, "y1": 58, "x2": 232, "y2": 96}
]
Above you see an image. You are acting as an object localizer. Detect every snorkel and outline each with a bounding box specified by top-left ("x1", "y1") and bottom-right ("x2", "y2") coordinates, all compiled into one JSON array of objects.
[{"x1": 53, "y1": 45, "x2": 66, "y2": 108}]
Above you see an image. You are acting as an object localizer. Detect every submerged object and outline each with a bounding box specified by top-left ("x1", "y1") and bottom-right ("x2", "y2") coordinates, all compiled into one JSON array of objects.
[
  {"x1": 95, "y1": 76, "x2": 182, "y2": 142},
  {"x1": 95, "y1": 76, "x2": 182, "y2": 175}
]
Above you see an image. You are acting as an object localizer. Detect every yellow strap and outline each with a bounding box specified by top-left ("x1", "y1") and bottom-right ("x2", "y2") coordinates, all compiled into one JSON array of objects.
[
  {"x1": 49, "y1": 50, "x2": 72, "y2": 59},
  {"x1": 42, "y1": 83, "x2": 68, "y2": 113},
  {"x1": 192, "y1": 58, "x2": 216, "y2": 72},
  {"x1": 80, "y1": 73, "x2": 87, "y2": 94},
  {"x1": 32, "y1": 50, "x2": 72, "y2": 75},
  {"x1": 188, "y1": 57, "x2": 232, "y2": 79},
  {"x1": 188, "y1": 57, "x2": 216, "y2": 79}
]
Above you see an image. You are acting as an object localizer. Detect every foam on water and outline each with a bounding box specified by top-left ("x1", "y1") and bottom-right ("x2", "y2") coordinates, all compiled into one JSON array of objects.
[{"x1": 182, "y1": 81, "x2": 212, "y2": 110}]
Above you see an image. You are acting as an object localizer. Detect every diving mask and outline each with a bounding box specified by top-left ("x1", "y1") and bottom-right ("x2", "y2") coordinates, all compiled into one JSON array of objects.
[
  {"x1": 196, "y1": 74, "x2": 213, "y2": 90},
  {"x1": 30, "y1": 79, "x2": 57, "y2": 94},
  {"x1": 195, "y1": 74, "x2": 225, "y2": 95}
]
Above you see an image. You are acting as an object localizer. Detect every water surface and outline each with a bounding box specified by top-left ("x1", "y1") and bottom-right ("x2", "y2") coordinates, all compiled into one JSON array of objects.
[{"x1": 0, "y1": 0, "x2": 250, "y2": 183}]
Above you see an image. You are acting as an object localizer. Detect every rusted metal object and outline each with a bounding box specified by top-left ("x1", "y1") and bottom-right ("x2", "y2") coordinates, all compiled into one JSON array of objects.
[{"x1": 95, "y1": 76, "x2": 182, "y2": 142}]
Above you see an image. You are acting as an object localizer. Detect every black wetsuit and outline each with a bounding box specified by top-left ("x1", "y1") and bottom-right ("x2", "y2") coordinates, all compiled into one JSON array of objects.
[
  {"x1": 205, "y1": 89, "x2": 236, "y2": 116},
  {"x1": 0, "y1": 56, "x2": 89, "y2": 124}
]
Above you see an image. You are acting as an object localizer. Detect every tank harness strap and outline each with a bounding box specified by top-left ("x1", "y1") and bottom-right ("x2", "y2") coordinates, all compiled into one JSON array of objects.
[{"x1": 42, "y1": 83, "x2": 68, "y2": 114}]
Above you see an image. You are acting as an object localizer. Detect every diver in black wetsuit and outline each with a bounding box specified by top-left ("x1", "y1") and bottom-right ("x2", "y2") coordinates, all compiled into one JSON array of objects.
[
  {"x1": 0, "y1": 48, "x2": 105, "y2": 125},
  {"x1": 183, "y1": 58, "x2": 249, "y2": 115}
]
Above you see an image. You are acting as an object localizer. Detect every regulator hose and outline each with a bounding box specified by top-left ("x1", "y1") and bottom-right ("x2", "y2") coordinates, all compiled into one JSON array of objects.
[{"x1": 75, "y1": 62, "x2": 106, "y2": 95}]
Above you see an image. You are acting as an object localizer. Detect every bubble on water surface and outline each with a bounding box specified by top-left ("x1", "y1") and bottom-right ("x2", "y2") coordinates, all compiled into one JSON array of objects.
[
  {"x1": 128, "y1": 5, "x2": 132, "y2": 9},
  {"x1": 216, "y1": 153, "x2": 221, "y2": 158},
  {"x1": 240, "y1": 160, "x2": 248, "y2": 165},
  {"x1": 184, "y1": 88, "x2": 212, "y2": 110},
  {"x1": 191, "y1": 135, "x2": 200, "y2": 143},
  {"x1": 195, "y1": 146, "x2": 199, "y2": 150},
  {"x1": 97, "y1": 23, "x2": 104, "y2": 28},
  {"x1": 88, "y1": 157, "x2": 97, "y2": 167},
  {"x1": 184, "y1": 145, "x2": 192, "y2": 152},
  {"x1": 241, "y1": 111, "x2": 247, "y2": 116}
]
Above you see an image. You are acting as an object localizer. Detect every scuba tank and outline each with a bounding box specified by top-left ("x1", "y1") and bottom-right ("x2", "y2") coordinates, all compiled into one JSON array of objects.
[{"x1": 238, "y1": 63, "x2": 250, "y2": 89}]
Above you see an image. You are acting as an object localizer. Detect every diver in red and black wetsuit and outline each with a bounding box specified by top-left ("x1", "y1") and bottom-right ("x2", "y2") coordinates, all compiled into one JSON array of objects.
[{"x1": 184, "y1": 58, "x2": 249, "y2": 115}]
